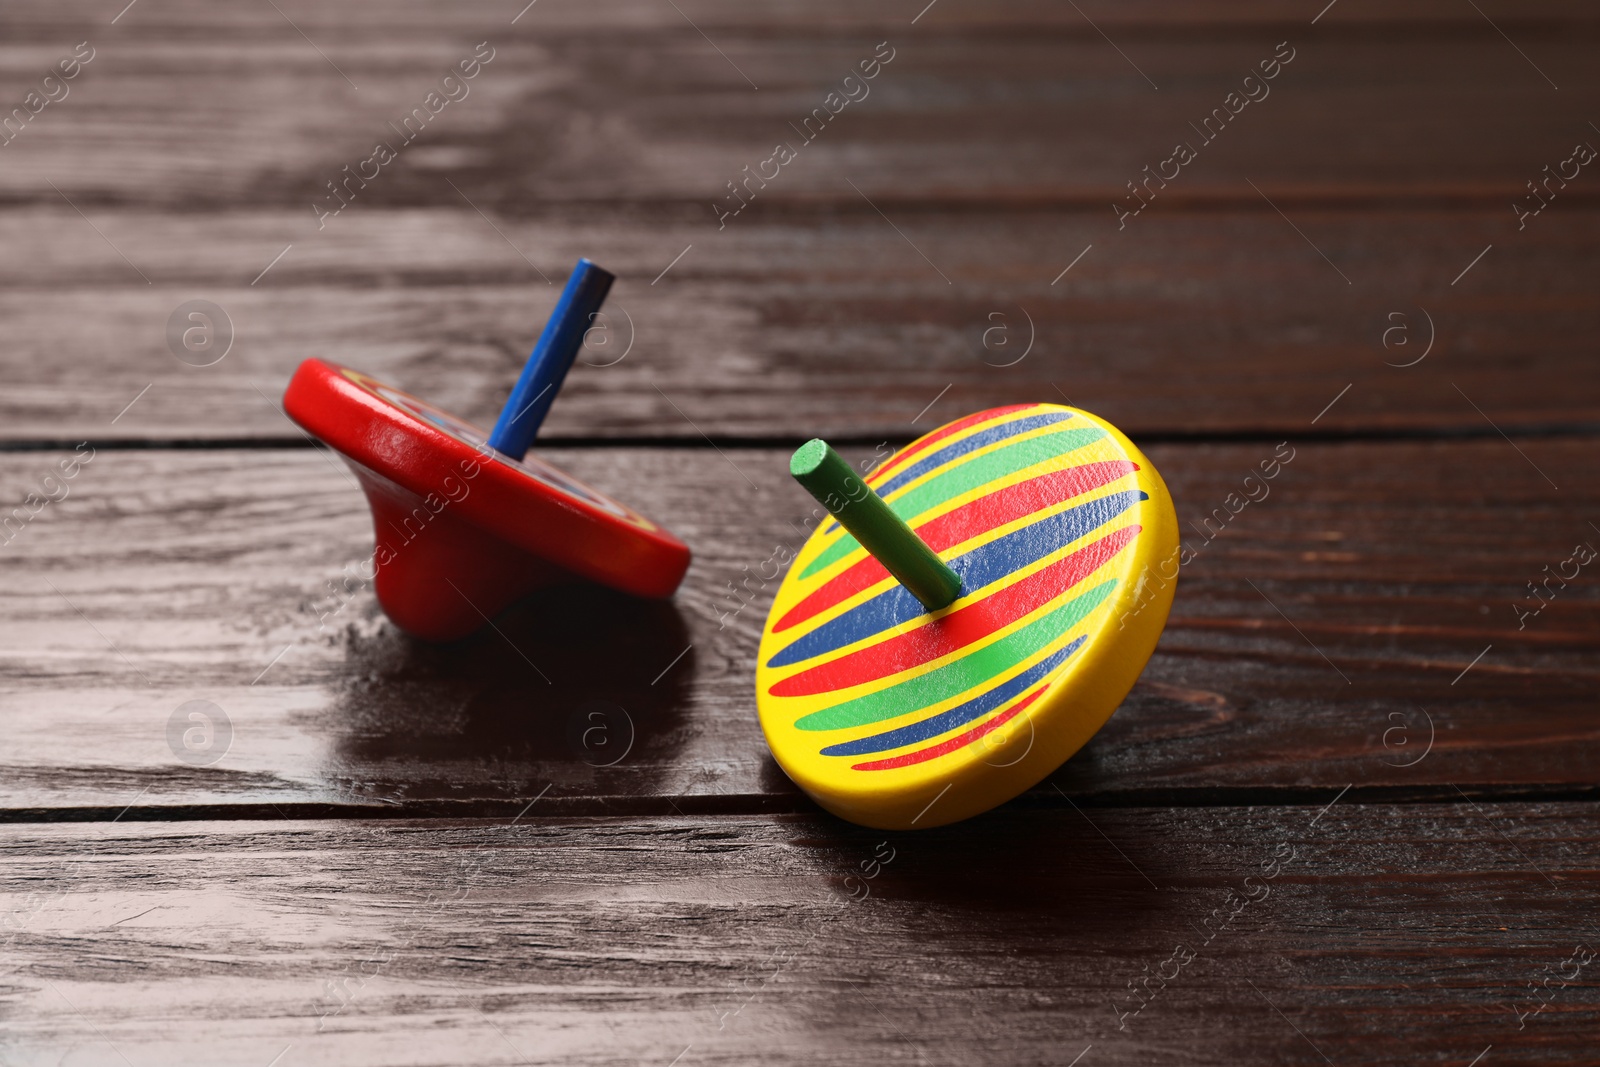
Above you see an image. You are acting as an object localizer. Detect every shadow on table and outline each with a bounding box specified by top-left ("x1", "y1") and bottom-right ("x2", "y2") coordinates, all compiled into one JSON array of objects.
[
  {"x1": 322, "y1": 582, "x2": 695, "y2": 799},
  {"x1": 777, "y1": 791, "x2": 1177, "y2": 932}
]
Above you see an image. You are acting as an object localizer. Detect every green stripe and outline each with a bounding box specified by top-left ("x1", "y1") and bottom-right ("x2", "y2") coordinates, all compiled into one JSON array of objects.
[
  {"x1": 793, "y1": 579, "x2": 1117, "y2": 732},
  {"x1": 798, "y1": 427, "x2": 1105, "y2": 579}
]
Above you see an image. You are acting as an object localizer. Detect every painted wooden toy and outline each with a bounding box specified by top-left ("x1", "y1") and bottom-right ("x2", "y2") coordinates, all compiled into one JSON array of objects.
[
  {"x1": 757, "y1": 404, "x2": 1179, "y2": 829},
  {"x1": 285, "y1": 259, "x2": 691, "y2": 641}
]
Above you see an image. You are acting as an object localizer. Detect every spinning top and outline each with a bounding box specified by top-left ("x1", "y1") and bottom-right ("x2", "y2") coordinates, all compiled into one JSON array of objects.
[
  {"x1": 757, "y1": 404, "x2": 1178, "y2": 829},
  {"x1": 285, "y1": 259, "x2": 691, "y2": 641}
]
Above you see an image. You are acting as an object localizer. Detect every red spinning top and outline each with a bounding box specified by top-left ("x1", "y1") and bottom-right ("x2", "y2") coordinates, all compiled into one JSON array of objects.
[{"x1": 284, "y1": 260, "x2": 691, "y2": 641}]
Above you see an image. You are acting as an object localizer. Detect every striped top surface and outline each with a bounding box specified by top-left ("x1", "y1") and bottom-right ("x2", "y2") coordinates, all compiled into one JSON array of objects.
[{"x1": 757, "y1": 404, "x2": 1150, "y2": 783}]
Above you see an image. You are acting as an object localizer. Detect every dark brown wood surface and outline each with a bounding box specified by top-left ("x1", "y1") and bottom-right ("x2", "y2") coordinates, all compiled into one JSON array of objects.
[
  {"x1": 3, "y1": 806, "x2": 1597, "y2": 1066},
  {"x1": 2, "y1": 0, "x2": 1598, "y2": 440},
  {"x1": 2, "y1": 0, "x2": 1597, "y2": 1063},
  {"x1": 5, "y1": 210, "x2": 1598, "y2": 442}
]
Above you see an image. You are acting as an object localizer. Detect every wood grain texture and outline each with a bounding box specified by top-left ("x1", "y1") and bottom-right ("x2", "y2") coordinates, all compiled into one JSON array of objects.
[
  {"x1": 3, "y1": 209, "x2": 1597, "y2": 442},
  {"x1": 2, "y1": 1, "x2": 1598, "y2": 210},
  {"x1": 2, "y1": 805, "x2": 1597, "y2": 1066},
  {"x1": 5, "y1": 0, "x2": 1597, "y2": 441},
  {"x1": 1, "y1": 439, "x2": 1592, "y2": 814}
]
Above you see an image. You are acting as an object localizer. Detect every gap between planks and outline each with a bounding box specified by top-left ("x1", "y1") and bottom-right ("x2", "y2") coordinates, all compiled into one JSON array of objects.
[{"x1": 5, "y1": 784, "x2": 1600, "y2": 826}]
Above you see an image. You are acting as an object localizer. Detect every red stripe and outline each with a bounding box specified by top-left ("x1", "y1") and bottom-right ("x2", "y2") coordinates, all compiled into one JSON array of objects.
[
  {"x1": 850, "y1": 686, "x2": 1047, "y2": 771},
  {"x1": 770, "y1": 525, "x2": 1139, "y2": 698},
  {"x1": 864, "y1": 405, "x2": 1042, "y2": 486},
  {"x1": 774, "y1": 461, "x2": 1137, "y2": 633}
]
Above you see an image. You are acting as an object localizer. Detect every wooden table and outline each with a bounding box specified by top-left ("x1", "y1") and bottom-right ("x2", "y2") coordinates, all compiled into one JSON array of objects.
[{"x1": 2, "y1": 2, "x2": 1597, "y2": 1063}]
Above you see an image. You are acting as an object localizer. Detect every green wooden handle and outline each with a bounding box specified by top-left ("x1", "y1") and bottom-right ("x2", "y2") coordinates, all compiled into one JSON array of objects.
[{"x1": 790, "y1": 439, "x2": 962, "y2": 612}]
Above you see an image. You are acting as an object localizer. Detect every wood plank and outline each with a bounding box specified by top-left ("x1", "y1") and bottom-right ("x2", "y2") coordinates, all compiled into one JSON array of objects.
[
  {"x1": 3, "y1": 2, "x2": 1597, "y2": 211},
  {"x1": 8, "y1": 0, "x2": 1598, "y2": 38},
  {"x1": 2, "y1": 805, "x2": 1596, "y2": 1065},
  {"x1": 1, "y1": 439, "x2": 1593, "y2": 813},
  {"x1": 3, "y1": 208, "x2": 1596, "y2": 441}
]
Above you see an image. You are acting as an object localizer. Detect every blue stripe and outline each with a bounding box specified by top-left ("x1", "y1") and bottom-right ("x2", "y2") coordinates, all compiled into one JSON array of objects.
[
  {"x1": 766, "y1": 489, "x2": 1146, "y2": 668},
  {"x1": 820, "y1": 638, "x2": 1084, "y2": 756},
  {"x1": 875, "y1": 411, "x2": 1074, "y2": 498}
]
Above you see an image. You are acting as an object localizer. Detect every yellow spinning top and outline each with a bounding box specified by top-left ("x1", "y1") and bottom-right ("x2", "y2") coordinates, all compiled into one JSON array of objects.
[{"x1": 757, "y1": 403, "x2": 1179, "y2": 829}]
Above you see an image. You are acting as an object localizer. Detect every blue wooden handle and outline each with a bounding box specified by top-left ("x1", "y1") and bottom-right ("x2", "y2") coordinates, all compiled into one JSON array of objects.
[{"x1": 487, "y1": 258, "x2": 615, "y2": 459}]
